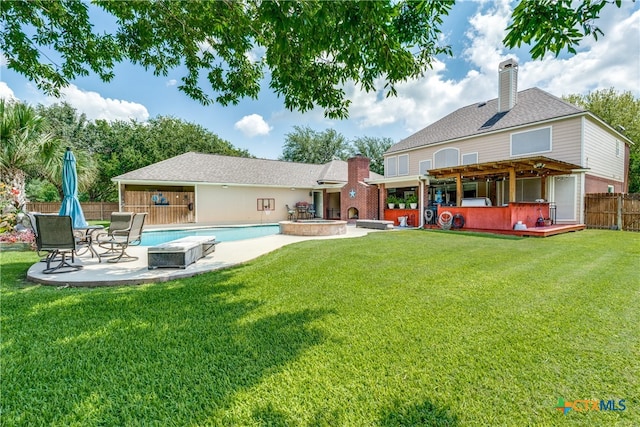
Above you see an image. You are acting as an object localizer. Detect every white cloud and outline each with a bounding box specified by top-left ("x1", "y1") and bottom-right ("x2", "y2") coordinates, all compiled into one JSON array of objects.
[
  {"x1": 234, "y1": 114, "x2": 272, "y2": 137},
  {"x1": 52, "y1": 84, "x2": 150, "y2": 122},
  {"x1": 344, "y1": 1, "x2": 640, "y2": 137},
  {"x1": 0, "y1": 82, "x2": 16, "y2": 100},
  {"x1": 166, "y1": 79, "x2": 177, "y2": 87}
]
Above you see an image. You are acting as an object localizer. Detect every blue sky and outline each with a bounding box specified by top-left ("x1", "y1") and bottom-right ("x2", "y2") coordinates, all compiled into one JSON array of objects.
[{"x1": 1, "y1": 0, "x2": 639, "y2": 160}]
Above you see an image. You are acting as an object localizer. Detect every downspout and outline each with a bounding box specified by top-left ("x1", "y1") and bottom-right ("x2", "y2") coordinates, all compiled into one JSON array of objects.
[{"x1": 117, "y1": 180, "x2": 123, "y2": 212}]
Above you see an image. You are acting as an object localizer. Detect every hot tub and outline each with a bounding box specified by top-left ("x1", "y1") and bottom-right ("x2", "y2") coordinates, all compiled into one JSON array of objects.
[{"x1": 279, "y1": 220, "x2": 347, "y2": 236}]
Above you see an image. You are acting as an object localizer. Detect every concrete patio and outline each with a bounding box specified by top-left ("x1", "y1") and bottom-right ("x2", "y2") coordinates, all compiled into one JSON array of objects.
[{"x1": 27, "y1": 225, "x2": 376, "y2": 287}]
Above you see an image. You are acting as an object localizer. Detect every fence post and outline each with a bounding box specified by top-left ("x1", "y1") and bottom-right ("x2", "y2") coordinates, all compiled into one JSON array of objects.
[{"x1": 617, "y1": 194, "x2": 623, "y2": 231}]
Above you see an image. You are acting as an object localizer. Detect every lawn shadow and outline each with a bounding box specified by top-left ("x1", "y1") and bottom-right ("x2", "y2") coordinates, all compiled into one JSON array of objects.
[
  {"x1": 377, "y1": 399, "x2": 459, "y2": 426},
  {"x1": 2, "y1": 269, "x2": 330, "y2": 425}
]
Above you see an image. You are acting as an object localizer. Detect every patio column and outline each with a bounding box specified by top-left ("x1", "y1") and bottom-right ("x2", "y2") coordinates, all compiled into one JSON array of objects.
[
  {"x1": 540, "y1": 176, "x2": 547, "y2": 200},
  {"x1": 509, "y1": 167, "x2": 516, "y2": 202},
  {"x1": 456, "y1": 173, "x2": 463, "y2": 206}
]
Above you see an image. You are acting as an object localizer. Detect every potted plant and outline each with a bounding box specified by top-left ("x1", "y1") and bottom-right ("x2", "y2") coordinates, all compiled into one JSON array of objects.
[
  {"x1": 386, "y1": 195, "x2": 400, "y2": 209},
  {"x1": 406, "y1": 194, "x2": 418, "y2": 209}
]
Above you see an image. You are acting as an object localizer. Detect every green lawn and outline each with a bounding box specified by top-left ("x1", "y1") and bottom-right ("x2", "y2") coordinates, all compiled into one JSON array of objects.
[{"x1": 1, "y1": 230, "x2": 638, "y2": 426}]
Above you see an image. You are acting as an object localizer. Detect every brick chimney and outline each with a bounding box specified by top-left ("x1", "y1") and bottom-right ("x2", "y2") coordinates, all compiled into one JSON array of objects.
[
  {"x1": 348, "y1": 154, "x2": 370, "y2": 183},
  {"x1": 341, "y1": 154, "x2": 378, "y2": 221},
  {"x1": 498, "y1": 59, "x2": 518, "y2": 112}
]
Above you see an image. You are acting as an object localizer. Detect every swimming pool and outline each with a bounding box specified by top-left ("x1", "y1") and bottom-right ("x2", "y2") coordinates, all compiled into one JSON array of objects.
[{"x1": 140, "y1": 225, "x2": 280, "y2": 246}]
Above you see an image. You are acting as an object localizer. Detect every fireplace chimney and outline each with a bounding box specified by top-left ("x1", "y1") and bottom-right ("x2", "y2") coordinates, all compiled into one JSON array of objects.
[{"x1": 498, "y1": 59, "x2": 518, "y2": 112}]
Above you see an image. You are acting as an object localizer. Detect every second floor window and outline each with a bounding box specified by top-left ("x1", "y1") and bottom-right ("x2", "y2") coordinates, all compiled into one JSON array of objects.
[
  {"x1": 434, "y1": 148, "x2": 459, "y2": 168},
  {"x1": 511, "y1": 127, "x2": 551, "y2": 156}
]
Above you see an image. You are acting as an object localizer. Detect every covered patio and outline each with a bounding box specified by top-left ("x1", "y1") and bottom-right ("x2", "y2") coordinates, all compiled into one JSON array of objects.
[{"x1": 422, "y1": 156, "x2": 586, "y2": 233}]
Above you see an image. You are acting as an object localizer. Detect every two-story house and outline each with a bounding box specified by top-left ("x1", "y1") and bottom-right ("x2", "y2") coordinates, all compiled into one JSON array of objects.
[{"x1": 375, "y1": 59, "x2": 631, "y2": 229}]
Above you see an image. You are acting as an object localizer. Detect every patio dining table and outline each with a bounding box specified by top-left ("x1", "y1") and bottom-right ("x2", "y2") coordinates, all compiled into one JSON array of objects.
[
  {"x1": 74, "y1": 225, "x2": 104, "y2": 262},
  {"x1": 296, "y1": 204, "x2": 311, "y2": 220}
]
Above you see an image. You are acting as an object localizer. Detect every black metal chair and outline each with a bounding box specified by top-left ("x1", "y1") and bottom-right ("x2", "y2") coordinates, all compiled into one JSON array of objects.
[
  {"x1": 96, "y1": 213, "x2": 147, "y2": 263},
  {"x1": 285, "y1": 205, "x2": 295, "y2": 220},
  {"x1": 34, "y1": 215, "x2": 82, "y2": 274}
]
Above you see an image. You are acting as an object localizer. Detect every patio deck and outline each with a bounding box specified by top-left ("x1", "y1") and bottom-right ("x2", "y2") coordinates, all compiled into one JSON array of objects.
[{"x1": 423, "y1": 223, "x2": 586, "y2": 237}]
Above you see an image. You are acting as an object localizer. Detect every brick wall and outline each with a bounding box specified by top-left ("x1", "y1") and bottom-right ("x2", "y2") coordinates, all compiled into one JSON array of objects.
[{"x1": 341, "y1": 155, "x2": 379, "y2": 221}]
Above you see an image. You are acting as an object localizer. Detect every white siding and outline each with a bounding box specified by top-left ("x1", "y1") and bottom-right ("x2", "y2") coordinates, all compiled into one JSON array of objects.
[{"x1": 583, "y1": 118, "x2": 626, "y2": 183}]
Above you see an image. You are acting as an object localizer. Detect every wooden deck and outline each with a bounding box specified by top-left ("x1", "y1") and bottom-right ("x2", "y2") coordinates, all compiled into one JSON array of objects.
[{"x1": 424, "y1": 224, "x2": 586, "y2": 237}]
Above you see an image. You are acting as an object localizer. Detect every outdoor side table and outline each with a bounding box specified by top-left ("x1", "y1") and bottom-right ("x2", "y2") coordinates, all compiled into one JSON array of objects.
[{"x1": 74, "y1": 225, "x2": 104, "y2": 262}]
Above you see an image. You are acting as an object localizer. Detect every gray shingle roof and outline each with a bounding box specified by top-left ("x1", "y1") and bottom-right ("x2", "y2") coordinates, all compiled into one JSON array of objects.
[
  {"x1": 387, "y1": 87, "x2": 585, "y2": 153},
  {"x1": 113, "y1": 152, "x2": 381, "y2": 187}
]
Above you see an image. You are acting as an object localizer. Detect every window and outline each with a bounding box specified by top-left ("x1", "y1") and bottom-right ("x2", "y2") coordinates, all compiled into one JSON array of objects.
[
  {"x1": 511, "y1": 127, "x2": 552, "y2": 156},
  {"x1": 434, "y1": 148, "x2": 459, "y2": 168},
  {"x1": 398, "y1": 155, "x2": 409, "y2": 176},
  {"x1": 257, "y1": 198, "x2": 275, "y2": 211},
  {"x1": 386, "y1": 157, "x2": 397, "y2": 177},
  {"x1": 419, "y1": 159, "x2": 432, "y2": 175},
  {"x1": 462, "y1": 152, "x2": 478, "y2": 165}
]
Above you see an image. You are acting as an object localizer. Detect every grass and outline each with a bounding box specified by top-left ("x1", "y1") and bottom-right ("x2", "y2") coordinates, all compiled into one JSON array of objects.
[{"x1": 1, "y1": 229, "x2": 638, "y2": 426}]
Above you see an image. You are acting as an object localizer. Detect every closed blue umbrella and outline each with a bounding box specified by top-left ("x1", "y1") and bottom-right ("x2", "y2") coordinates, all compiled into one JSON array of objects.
[{"x1": 59, "y1": 147, "x2": 88, "y2": 229}]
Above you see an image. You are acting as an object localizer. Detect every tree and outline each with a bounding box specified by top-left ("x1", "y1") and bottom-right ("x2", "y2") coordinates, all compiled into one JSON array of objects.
[
  {"x1": 36, "y1": 102, "x2": 97, "y2": 197},
  {"x1": 2, "y1": 1, "x2": 623, "y2": 119},
  {"x1": 563, "y1": 89, "x2": 640, "y2": 192},
  {"x1": 78, "y1": 115, "x2": 251, "y2": 201},
  {"x1": 504, "y1": 0, "x2": 624, "y2": 59},
  {"x1": 280, "y1": 126, "x2": 350, "y2": 164},
  {"x1": 0, "y1": 100, "x2": 58, "y2": 209},
  {"x1": 349, "y1": 136, "x2": 394, "y2": 175}
]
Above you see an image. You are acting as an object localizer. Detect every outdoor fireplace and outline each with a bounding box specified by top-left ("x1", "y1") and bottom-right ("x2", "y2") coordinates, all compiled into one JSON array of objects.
[{"x1": 348, "y1": 207, "x2": 359, "y2": 219}]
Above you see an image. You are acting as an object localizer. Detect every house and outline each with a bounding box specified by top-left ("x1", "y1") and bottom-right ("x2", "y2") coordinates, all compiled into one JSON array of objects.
[
  {"x1": 373, "y1": 59, "x2": 632, "y2": 229},
  {"x1": 112, "y1": 152, "x2": 382, "y2": 225}
]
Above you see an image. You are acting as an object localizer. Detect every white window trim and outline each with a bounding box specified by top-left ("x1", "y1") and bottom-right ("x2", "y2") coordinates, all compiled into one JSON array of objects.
[
  {"x1": 386, "y1": 156, "x2": 398, "y2": 177},
  {"x1": 433, "y1": 147, "x2": 460, "y2": 168},
  {"x1": 462, "y1": 152, "x2": 479, "y2": 165},
  {"x1": 510, "y1": 126, "x2": 552, "y2": 157},
  {"x1": 398, "y1": 154, "x2": 409, "y2": 176},
  {"x1": 419, "y1": 159, "x2": 432, "y2": 175}
]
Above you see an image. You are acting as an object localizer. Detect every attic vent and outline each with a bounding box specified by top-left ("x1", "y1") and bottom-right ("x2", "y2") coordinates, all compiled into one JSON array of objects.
[
  {"x1": 478, "y1": 102, "x2": 487, "y2": 107},
  {"x1": 480, "y1": 111, "x2": 508, "y2": 129}
]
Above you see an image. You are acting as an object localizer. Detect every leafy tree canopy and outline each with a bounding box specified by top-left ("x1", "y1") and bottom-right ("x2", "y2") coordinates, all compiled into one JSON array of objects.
[
  {"x1": 1, "y1": 1, "x2": 623, "y2": 119},
  {"x1": 32, "y1": 103, "x2": 251, "y2": 201},
  {"x1": 349, "y1": 136, "x2": 394, "y2": 176},
  {"x1": 280, "y1": 126, "x2": 350, "y2": 164}
]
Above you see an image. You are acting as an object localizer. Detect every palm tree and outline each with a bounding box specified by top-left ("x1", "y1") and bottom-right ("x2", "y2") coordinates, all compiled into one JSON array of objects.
[{"x1": 0, "y1": 99, "x2": 59, "y2": 210}]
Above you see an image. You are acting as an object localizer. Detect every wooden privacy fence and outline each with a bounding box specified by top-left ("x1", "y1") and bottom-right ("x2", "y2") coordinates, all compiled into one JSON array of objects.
[
  {"x1": 124, "y1": 190, "x2": 195, "y2": 225},
  {"x1": 584, "y1": 193, "x2": 640, "y2": 232},
  {"x1": 26, "y1": 202, "x2": 119, "y2": 221}
]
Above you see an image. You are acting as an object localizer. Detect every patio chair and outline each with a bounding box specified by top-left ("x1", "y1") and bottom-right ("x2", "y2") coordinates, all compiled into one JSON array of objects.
[
  {"x1": 96, "y1": 212, "x2": 147, "y2": 263},
  {"x1": 285, "y1": 204, "x2": 295, "y2": 220},
  {"x1": 94, "y1": 212, "x2": 134, "y2": 257},
  {"x1": 34, "y1": 215, "x2": 82, "y2": 274}
]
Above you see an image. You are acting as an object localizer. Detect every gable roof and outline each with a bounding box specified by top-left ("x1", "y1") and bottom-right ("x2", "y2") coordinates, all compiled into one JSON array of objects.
[
  {"x1": 112, "y1": 152, "x2": 380, "y2": 187},
  {"x1": 387, "y1": 87, "x2": 585, "y2": 154}
]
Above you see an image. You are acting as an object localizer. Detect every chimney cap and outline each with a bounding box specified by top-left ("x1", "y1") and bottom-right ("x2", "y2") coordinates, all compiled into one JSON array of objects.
[{"x1": 499, "y1": 58, "x2": 518, "y2": 71}]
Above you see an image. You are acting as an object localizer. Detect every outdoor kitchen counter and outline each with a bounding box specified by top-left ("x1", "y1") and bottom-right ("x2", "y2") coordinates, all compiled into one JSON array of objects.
[{"x1": 436, "y1": 202, "x2": 551, "y2": 230}]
